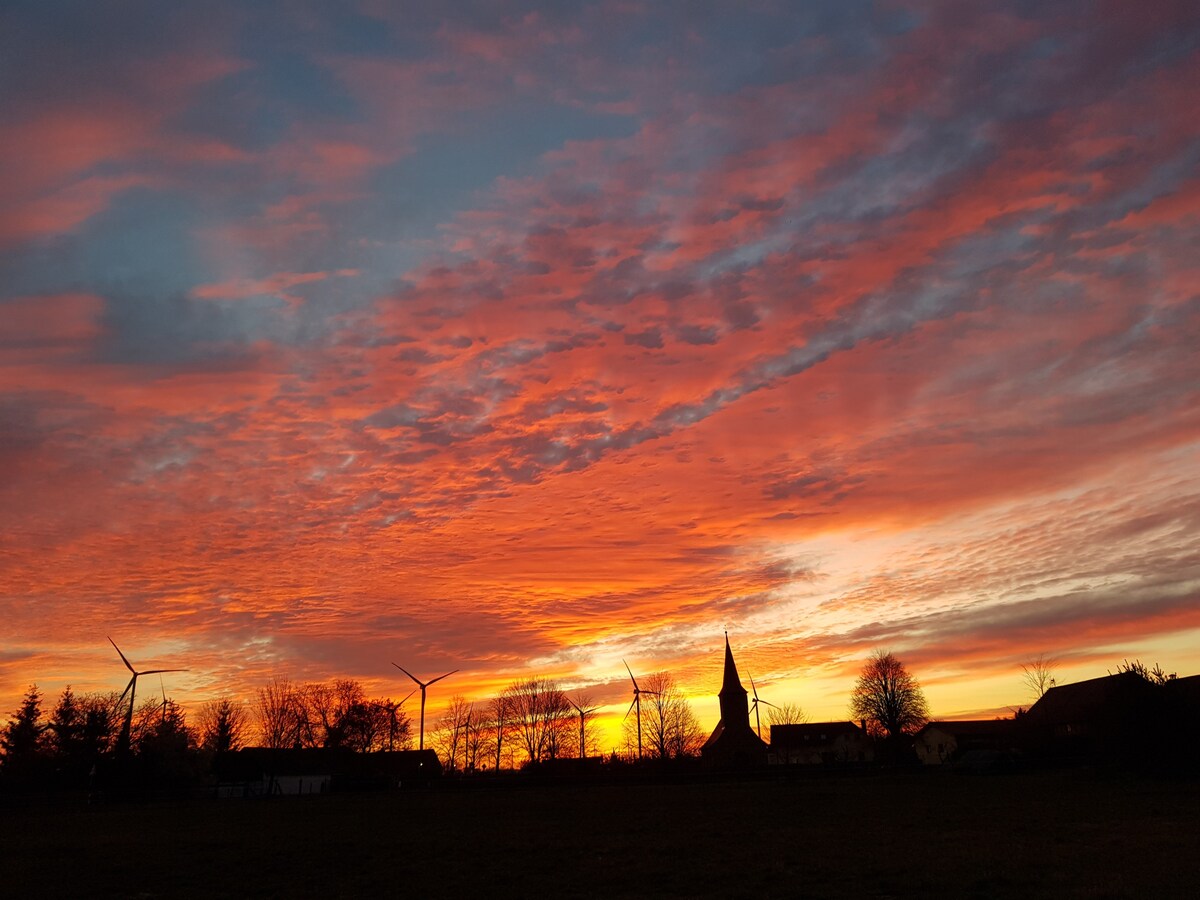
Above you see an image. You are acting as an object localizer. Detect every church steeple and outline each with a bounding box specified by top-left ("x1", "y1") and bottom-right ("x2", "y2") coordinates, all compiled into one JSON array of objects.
[
  {"x1": 718, "y1": 631, "x2": 750, "y2": 724},
  {"x1": 702, "y1": 631, "x2": 767, "y2": 767}
]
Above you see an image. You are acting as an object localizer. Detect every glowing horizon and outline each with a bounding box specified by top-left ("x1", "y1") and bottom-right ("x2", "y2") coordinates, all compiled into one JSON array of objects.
[{"x1": 2, "y1": 1, "x2": 1198, "y2": 753}]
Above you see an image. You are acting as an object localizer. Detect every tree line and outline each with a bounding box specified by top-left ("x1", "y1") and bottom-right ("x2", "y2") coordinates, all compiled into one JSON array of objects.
[
  {"x1": 5, "y1": 648, "x2": 1177, "y2": 791},
  {"x1": 0, "y1": 669, "x2": 720, "y2": 791}
]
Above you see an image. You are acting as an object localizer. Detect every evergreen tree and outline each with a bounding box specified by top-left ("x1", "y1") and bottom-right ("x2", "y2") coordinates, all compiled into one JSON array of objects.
[
  {"x1": 48, "y1": 686, "x2": 82, "y2": 757},
  {"x1": 1, "y1": 685, "x2": 49, "y2": 784}
]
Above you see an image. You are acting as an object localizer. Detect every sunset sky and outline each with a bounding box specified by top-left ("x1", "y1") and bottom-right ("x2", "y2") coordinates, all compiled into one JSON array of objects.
[{"x1": 2, "y1": 1, "x2": 1198, "y2": 748}]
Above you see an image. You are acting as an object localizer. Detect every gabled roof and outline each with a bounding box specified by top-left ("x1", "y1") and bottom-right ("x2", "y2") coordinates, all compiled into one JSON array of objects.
[
  {"x1": 1025, "y1": 671, "x2": 1151, "y2": 724},
  {"x1": 918, "y1": 719, "x2": 1013, "y2": 737}
]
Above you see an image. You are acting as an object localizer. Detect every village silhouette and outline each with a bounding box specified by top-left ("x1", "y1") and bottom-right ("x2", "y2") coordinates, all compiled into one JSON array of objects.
[{"x1": 2, "y1": 633, "x2": 1196, "y2": 800}]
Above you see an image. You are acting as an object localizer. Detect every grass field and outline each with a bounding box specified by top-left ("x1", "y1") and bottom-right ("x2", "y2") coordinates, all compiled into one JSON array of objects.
[{"x1": 3, "y1": 768, "x2": 1198, "y2": 898}]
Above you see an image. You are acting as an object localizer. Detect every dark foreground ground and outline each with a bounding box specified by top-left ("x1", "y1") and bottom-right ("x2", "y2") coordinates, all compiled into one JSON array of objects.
[{"x1": 3, "y1": 768, "x2": 1198, "y2": 898}]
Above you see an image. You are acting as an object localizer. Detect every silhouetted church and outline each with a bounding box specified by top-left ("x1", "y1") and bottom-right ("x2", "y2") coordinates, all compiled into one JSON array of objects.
[{"x1": 701, "y1": 633, "x2": 768, "y2": 768}]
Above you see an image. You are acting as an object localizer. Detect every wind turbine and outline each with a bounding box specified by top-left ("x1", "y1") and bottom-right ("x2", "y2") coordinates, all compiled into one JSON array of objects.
[
  {"x1": 392, "y1": 663, "x2": 457, "y2": 751},
  {"x1": 568, "y1": 696, "x2": 598, "y2": 760},
  {"x1": 622, "y1": 661, "x2": 659, "y2": 760},
  {"x1": 748, "y1": 672, "x2": 778, "y2": 740},
  {"x1": 158, "y1": 676, "x2": 169, "y2": 727},
  {"x1": 108, "y1": 637, "x2": 186, "y2": 754}
]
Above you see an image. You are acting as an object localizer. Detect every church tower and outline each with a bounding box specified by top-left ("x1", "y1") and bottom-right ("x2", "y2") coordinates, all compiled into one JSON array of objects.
[
  {"x1": 718, "y1": 632, "x2": 751, "y2": 726},
  {"x1": 701, "y1": 632, "x2": 768, "y2": 767}
]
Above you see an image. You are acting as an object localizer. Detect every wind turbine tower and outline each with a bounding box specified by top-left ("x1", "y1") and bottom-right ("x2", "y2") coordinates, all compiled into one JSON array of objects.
[
  {"x1": 568, "y1": 697, "x2": 597, "y2": 760},
  {"x1": 107, "y1": 637, "x2": 186, "y2": 755},
  {"x1": 748, "y1": 673, "x2": 778, "y2": 740},
  {"x1": 622, "y1": 661, "x2": 659, "y2": 760},
  {"x1": 392, "y1": 663, "x2": 457, "y2": 752}
]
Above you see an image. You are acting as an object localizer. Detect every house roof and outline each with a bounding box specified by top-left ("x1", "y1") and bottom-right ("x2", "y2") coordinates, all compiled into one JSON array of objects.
[
  {"x1": 1166, "y1": 673, "x2": 1200, "y2": 705},
  {"x1": 918, "y1": 719, "x2": 1013, "y2": 737},
  {"x1": 1025, "y1": 671, "x2": 1151, "y2": 724}
]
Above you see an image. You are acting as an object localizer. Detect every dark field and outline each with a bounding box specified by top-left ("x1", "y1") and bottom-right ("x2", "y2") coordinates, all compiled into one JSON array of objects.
[{"x1": 4, "y1": 770, "x2": 1198, "y2": 898}]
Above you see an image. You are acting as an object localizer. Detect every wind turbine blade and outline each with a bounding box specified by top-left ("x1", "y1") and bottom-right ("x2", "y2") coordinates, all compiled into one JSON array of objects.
[
  {"x1": 392, "y1": 663, "x2": 424, "y2": 687},
  {"x1": 108, "y1": 637, "x2": 135, "y2": 674},
  {"x1": 160, "y1": 676, "x2": 167, "y2": 704},
  {"x1": 426, "y1": 669, "x2": 458, "y2": 686},
  {"x1": 762, "y1": 700, "x2": 780, "y2": 709},
  {"x1": 640, "y1": 690, "x2": 661, "y2": 696},
  {"x1": 118, "y1": 676, "x2": 135, "y2": 705},
  {"x1": 623, "y1": 697, "x2": 638, "y2": 721},
  {"x1": 140, "y1": 668, "x2": 187, "y2": 676},
  {"x1": 749, "y1": 673, "x2": 760, "y2": 700},
  {"x1": 399, "y1": 689, "x2": 416, "y2": 706}
]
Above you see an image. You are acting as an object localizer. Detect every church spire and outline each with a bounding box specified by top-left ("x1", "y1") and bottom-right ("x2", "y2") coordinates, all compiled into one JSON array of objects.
[
  {"x1": 702, "y1": 630, "x2": 766, "y2": 767},
  {"x1": 718, "y1": 631, "x2": 749, "y2": 723}
]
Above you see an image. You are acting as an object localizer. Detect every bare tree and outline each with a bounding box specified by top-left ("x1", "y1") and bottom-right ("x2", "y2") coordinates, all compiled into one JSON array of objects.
[
  {"x1": 849, "y1": 650, "x2": 930, "y2": 740},
  {"x1": 431, "y1": 694, "x2": 474, "y2": 771},
  {"x1": 766, "y1": 701, "x2": 807, "y2": 727},
  {"x1": 462, "y1": 702, "x2": 486, "y2": 771},
  {"x1": 256, "y1": 677, "x2": 304, "y2": 749},
  {"x1": 1021, "y1": 654, "x2": 1058, "y2": 700},
  {"x1": 197, "y1": 698, "x2": 250, "y2": 754},
  {"x1": 484, "y1": 694, "x2": 512, "y2": 770},
  {"x1": 622, "y1": 672, "x2": 704, "y2": 759},
  {"x1": 503, "y1": 678, "x2": 571, "y2": 765}
]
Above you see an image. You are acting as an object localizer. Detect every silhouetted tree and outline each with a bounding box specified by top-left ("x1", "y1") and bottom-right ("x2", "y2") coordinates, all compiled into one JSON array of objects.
[
  {"x1": 484, "y1": 694, "x2": 513, "y2": 769},
  {"x1": 131, "y1": 696, "x2": 168, "y2": 751},
  {"x1": 131, "y1": 695, "x2": 196, "y2": 787},
  {"x1": 47, "y1": 686, "x2": 82, "y2": 758},
  {"x1": 197, "y1": 698, "x2": 250, "y2": 754},
  {"x1": 337, "y1": 700, "x2": 393, "y2": 753},
  {"x1": 256, "y1": 677, "x2": 304, "y2": 749},
  {"x1": 622, "y1": 672, "x2": 703, "y2": 759},
  {"x1": 503, "y1": 678, "x2": 571, "y2": 765},
  {"x1": 767, "y1": 701, "x2": 807, "y2": 727},
  {"x1": 77, "y1": 691, "x2": 122, "y2": 760},
  {"x1": 461, "y1": 701, "x2": 485, "y2": 770},
  {"x1": 433, "y1": 695, "x2": 484, "y2": 771},
  {"x1": 47, "y1": 686, "x2": 101, "y2": 785},
  {"x1": 0, "y1": 685, "x2": 48, "y2": 783},
  {"x1": 379, "y1": 697, "x2": 413, "y2": 752},
  {"x1": 1112, "y1": 658, "x2": 1175, "y2": 686},
  {"x1": 849, "y1": 651, "x2": 929, "y2": 740},
  {"x1": 297, "y1": 679, "x2": 366, "y2": 749},
  {"x1": 1021, "y1": 654, "x2": 1058, "y2": 699}
]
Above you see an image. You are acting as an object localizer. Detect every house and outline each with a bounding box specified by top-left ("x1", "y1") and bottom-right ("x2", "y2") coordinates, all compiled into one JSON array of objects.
[
  {"x1": 700, "y1": 634, "x2": 768, "y2": 768},
  {"x1": 213, "y1": 747, "x2": 441, "y2": 796},
  {"x1": 914, "y1": 720, "x2": 1015, "y2": 765},
  {"x1": 768, "y1": 721, "x2": 872, "y2": 765},
  {"x1": 1022, "y1": 671, "x2": 1158, "y2": 761}
]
